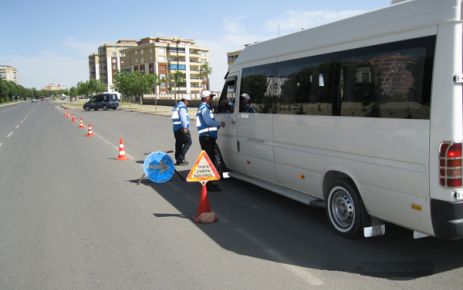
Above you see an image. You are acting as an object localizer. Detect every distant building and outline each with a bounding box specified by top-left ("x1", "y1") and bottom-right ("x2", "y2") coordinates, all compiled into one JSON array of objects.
[
  {"x1": 0, "y1": 65, "x2": 18, "y2": 83},
  {"x1": 88, "y1": 40, "x2": 138, "y2": 91},
  {"x1": 88, "y1": 54, "x2": 100, "y2": 81},
  {"x1": 121, "y1": 36, "x2": 210, "y2": 95},
  {"x1": 43, "y1": 83, "x2": 66, "y2": 91}
]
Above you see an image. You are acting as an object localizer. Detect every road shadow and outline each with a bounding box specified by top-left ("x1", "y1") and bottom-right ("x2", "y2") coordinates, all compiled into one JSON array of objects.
[{"x1": 130, "y1": 170, "x2": 463, "y2": 280}]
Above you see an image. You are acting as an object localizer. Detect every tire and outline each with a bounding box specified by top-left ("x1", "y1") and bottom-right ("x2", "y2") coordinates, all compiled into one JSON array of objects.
[
  {"x1": 84, "y1": 106, "x2": 89, "y2": 111},
  {"x1": 326, "y1": 179, "x2": 365, "y2": 238},
  {"x1": 103, "y1": 105, "x2": 108, "y2": 111},
  {"x1": 94, "y1": 108, "x2": 99, "y2": 111}
]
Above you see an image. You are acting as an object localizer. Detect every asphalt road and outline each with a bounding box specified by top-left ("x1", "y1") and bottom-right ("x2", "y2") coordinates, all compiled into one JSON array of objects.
[{"x1": 1, "y1": 101, "x2": 463, "y2": 289}]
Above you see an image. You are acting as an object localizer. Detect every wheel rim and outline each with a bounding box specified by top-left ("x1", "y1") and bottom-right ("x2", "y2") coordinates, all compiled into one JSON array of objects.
[{"x1": 329, "y1": 187, "x2": 355, "y2": 231}]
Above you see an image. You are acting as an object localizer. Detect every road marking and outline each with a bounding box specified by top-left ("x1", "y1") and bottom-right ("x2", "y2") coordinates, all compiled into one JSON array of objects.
[
  {"x1": 6, "y1": 132, "x2": 13, "y2": 138},
  {"x1": 15, "y1": 125, "x2": 20, "y2": 129},
  {"x1": 169, "y1": 182, "x2": 183, "y2": 192},
  {"x1": 184, "y1": 194, "x2": 197, "y2": 204},
  {"x1": 234, "y1": 227, "x2": 324, "y2": 286},
  {"x1": 216, "y1": 214, "x2": 231, "y2": 224},
  {"x1": 95, "y1": 133, "x2": 135, "y2": 160},
  {"x1": 0, "y1": 143, "x2": 2, "y2": 147}
]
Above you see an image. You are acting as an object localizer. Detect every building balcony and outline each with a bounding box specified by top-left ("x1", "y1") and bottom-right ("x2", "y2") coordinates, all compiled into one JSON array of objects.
[
  {"x1": 189, "y1": 59, "x2": 202, "y2": 64},
  {"x1": 167, "y1": 51, "x2": 186, "y2": 57},
  {"x1": 168, "y1": 60, "x2": 186, "y2": 64}
]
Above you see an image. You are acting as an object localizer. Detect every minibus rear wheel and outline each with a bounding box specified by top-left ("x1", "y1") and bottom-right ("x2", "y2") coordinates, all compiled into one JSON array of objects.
[{"x1": 326, "y1": 179, "x2": 365, "y2": 238}]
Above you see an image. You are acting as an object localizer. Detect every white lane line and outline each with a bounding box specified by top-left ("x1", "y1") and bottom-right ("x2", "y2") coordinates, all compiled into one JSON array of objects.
[
  {"x1": 184, "y1": 194, "x2": 196, "y2": 203},
  {"x1": 0, "y1": 143, "x2": 3, "y2": 147},
  {"x1": 234, "y1": 227, "x2": 324, "y2": 286},
  {"x1": 6, "y1": 132, "x2": 13, "y2": 138},
  {"x1": 215, "y1": 214, "x2": 231, "y2": 224},
  {"x1": 15, "y1": 125, "x2": 20, "y2": 129},
  {"x1": 20, "y1": 120, "x2": 24, "y2": 124},
  {"x1": 169, "y1": 183, "x2": 182, "y2": 192},
  {"x1": 95, "y1": 133, "x2": 135, "y2": 160}
]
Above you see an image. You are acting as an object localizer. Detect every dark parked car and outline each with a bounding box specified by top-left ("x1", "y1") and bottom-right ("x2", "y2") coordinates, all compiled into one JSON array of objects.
[{"x1": 83, "y1": 93, "x2": 119, "y2": 111}]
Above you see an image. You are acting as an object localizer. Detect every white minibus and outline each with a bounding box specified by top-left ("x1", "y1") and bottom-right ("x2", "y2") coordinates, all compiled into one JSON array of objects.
[{"x1": 215, "y1": 0, "x2": 463, "y2": 239}]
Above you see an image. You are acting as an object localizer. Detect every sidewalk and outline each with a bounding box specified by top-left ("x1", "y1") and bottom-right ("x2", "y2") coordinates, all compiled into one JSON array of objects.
[
  {"x1": 0, "y1": 101, "x2": 24, "y2": 108},
  {"x1": 59, "y1": 101, "x2": 198, "y2": 119}
]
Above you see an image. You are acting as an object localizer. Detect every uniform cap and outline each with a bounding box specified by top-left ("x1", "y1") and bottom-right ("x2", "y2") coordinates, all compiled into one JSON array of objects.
[
  {"x1": 241, "y1": 93, "x2": 250, "y2": 100},
  {"x1": 200, "y1": 90, "x2": 216, "y2": 99},
  {"x1": 182, "y1": 94, "x2": 191, "y2": 101}
]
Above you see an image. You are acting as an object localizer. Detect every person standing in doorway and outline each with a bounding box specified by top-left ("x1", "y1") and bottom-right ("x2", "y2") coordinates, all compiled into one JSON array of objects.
[
  {"x1": 196, "y1": 90, "x2": 225, "y2": 191},
  {"x1": 172, "y1": 95, "x2": 192, "y2": 166}
]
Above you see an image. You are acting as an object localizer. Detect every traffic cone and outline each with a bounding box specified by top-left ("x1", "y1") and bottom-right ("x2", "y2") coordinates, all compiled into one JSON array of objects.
[
  {"x1": 78, "y1": 118, "x2": 85, "y2": 128},
  {"x1": 64, "y1": 111, "x2": 68, "y2": 118},
  {"x1": 193, "y1": 183, "x2": 217, "y2": 223},
  {"x1": 116, "y1": 138, "x2": 129, "y2": 160},
  {"x1": 71, "y1": 114, "x2": 76, "y2": 122},
  {"x1": 86, "y1": 123, "x2": 95, "y2": 137}
]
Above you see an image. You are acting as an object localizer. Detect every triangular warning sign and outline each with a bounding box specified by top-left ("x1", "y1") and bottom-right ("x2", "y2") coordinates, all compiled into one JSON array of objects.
[{"x1": 186, "y1": 150, "x2": 221, "y2": 182}]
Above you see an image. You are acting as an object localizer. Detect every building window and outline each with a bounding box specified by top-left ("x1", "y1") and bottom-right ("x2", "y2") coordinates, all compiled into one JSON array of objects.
[{"x1": 169, "y1": 64, "x2": 186, "y2": 70}]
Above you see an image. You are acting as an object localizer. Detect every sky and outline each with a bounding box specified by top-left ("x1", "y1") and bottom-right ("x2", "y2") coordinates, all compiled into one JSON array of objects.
[{"x1": 0, "y1": 0, "x2": 390, "y2": 91}]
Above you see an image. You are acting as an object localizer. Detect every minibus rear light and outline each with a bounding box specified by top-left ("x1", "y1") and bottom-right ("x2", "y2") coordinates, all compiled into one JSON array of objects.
[{"x1": 440, "y1": 142, "x2": 463, "y2": 188}]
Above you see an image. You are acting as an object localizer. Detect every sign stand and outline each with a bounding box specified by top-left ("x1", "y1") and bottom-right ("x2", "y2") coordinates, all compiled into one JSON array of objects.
[{"x1": 187, "y1": 151, "x2": 221, "y2": 224}]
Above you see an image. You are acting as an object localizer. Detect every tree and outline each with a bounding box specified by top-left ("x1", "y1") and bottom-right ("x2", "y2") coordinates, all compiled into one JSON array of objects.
[
  {"x1": 113, "y1": 72, "x2": 133, "y2": 102},
  {"x1": 200, "y1": 62, "x2": 212, "y2": 90},
  {"x1": 76, "y1": 80, "x2": 106, "y2": 98},
  {"x1": 69, "y1": 87, "x2": 78, "y2": 99},
  {"x1": 113, "y1": 71, "x2": 157, "y2": 105},
  {"x1": 168, "y1": 71, "x2": 186, "y2": 102}
]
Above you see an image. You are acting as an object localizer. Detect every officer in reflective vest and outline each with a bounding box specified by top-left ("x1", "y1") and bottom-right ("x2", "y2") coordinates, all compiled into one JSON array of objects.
[
  {"x1": 196, "y1": 90, "x2": 225, "y2": 191},
  {"x1": 172, "y1": 95, "x2": 192, "y2": 166}
]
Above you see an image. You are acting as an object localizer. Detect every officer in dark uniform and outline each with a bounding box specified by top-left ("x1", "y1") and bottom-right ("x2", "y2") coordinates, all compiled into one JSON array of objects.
[
  {"x1": 196, "y1": 90, "x2": 225, "y2": 191},
  {"x1": 172, "y1": 95, "x2": 192, "y2": 165}
]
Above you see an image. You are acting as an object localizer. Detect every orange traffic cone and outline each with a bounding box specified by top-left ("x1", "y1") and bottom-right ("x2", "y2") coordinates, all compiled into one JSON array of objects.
[
  {"x1": 71, "y1": 114, "x2": 76, "y2": 122},
  {"x1": 194, "y1": 183, "x2": 217, "y2": 223},
  {"x1": 116, "y1": 138, "x2": 129, "y2": 160},
  {"x1": 86, "y1": 123, "x2": 95, "y2": 137},
  {"x1": 78, "y1": 118, "x2": 85, "y2": 128},
  {"x1": 64, "y1": 111, "x2": 68, "y2": 118}
]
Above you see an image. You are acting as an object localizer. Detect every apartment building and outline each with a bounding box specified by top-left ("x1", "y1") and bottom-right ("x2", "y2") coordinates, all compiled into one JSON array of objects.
[
  {"x1": 88, "y1": 54, "x2": 99, "y2": 81},
  {"x1": 121, "y1": 37, "x2": 209, "y2": 95},
  {"x1": 0, "y1": 65, "x2": 18, "y2": 83},
  {"x1": 89, "y1": 40, "x2": 137, "y2": 91}
]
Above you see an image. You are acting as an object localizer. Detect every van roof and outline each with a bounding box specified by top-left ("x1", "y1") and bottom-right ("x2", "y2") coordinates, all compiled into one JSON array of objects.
[{"x1": 232, "y1": 0, "x2": 453, "y2": 69}]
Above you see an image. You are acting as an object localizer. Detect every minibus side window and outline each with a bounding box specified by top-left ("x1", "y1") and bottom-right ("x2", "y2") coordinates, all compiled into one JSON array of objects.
[{"x1": 217, "y1": 78, "x2": 236, "y2": 113}]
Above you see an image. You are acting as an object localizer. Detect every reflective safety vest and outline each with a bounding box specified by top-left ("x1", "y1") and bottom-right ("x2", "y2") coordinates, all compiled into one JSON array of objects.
[
  {"x1": 196, "y1": 103, "x2": 218, "y2": 139},
  {"x1": 172, "y1": 102, "x2": 189, "y2": 132}
]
